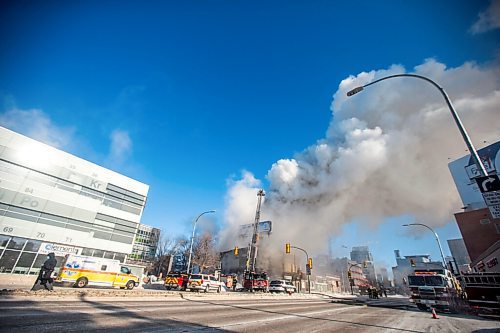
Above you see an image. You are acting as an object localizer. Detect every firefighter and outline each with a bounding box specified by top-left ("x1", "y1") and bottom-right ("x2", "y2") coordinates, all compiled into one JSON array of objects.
[{"x1": 32, "y1": 252, "x2": 57, "y2": 291}]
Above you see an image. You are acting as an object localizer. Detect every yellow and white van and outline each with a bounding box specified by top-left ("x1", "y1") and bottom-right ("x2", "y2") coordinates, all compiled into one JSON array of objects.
[{"x1": 56, "y1": 254, "x2": 140, "y2": 289}]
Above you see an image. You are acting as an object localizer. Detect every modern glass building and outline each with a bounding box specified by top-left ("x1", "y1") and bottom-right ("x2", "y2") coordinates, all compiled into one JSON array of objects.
[
  {"x1": 129, "y1": 224, "x2": 161, "y2": 264},
  {"x1": 0, "y1": 127, "x2": 150, "y2": 275}
]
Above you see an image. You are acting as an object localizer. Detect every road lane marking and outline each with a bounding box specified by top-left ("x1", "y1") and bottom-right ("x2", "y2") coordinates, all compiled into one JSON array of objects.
[{"x1": 214, "y1": 305, "x2": 354, "y2": 329}]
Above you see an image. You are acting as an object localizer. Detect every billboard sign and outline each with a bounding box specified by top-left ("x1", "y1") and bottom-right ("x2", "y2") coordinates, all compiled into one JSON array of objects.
[
  {"x1": 238, "y1": 221, "x2": 272, "y2": 239},
  {"x1": 448, "y1": 141, "x2": 500, "y2": 208}
]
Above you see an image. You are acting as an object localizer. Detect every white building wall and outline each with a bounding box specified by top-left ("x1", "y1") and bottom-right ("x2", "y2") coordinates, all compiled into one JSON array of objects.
[{"x1": 0, "y1": 127, "x2": 149, "y2": 272}]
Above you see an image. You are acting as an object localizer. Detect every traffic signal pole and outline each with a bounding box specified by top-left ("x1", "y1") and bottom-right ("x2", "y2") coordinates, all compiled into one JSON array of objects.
[
  {"x1": 290, "y1": 246, "x2": 311, "y2": 294},
  {"x1": 348, "y1": 263, "x2": 363, "y2": 295}
]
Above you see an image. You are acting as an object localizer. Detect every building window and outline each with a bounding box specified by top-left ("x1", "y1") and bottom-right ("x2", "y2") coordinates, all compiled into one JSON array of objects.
[
  {"x1": 103, "y1": 252, "x2": 114, "y2": 259},
  {"x1": 114, "y1": 253, "x2": 126, "y2": 263},
  {"x1": 0, "y1": 250, "x2": 21, "y2": 273},
  {"x1": 0, "y1": 234, "x2": 10, "y2": 249},
  {"x1": 24, "y1": 240, "x2": 42, "y2": 252},
  {"x1": 82, "y1": 248, "x2": 94, "y2": 256},
  {"x1": 29, "y1": 254, "x2": 48, "y2": 275},
  {"x1": 13, "y1": 252, "x2": 36, "y2": 274},
  {"x1": 7, "y1": 237, "x2": 26, "y2": 250}
]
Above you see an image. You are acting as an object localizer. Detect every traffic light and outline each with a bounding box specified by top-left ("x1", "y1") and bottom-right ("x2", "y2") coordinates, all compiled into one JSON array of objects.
[
  {"x1": 306, "y1": 264, "x2": 311, "y2": 275},
  {"x1": 363, "y1": 261, "x2": 368, "y2": 268},
  {"x1": 285, "y1": 243, "x2": 291, "y2": 254},
  {"x1": 234, "y1": 246, "x2": 239, "y2": 256},
  {"x1": 410, "y1": 259, "x2": 416, "y2": 267},
  {"x1": 308, "y1": 258, "x2": 313, "y2": 270}
]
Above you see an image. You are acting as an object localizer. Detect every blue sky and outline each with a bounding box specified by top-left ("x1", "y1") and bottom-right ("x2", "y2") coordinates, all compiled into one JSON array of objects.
[{"x1": 1, "y1": 1, "x2": 499, "y2": 272}]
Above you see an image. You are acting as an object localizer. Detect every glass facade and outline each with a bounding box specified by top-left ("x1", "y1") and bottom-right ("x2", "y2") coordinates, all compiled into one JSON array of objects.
[
  {"x1": 0, "y1": 234, "x2": 127, "y2": 275},
  {"x1": 129, "y1": 224, "x2": 160, "y2": 263}
]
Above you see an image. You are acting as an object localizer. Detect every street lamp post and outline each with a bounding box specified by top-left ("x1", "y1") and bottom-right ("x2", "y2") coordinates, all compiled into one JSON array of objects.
[
  {"x1": 291, "y1": 246, "x2": 311, "y2": 294},
  {"x1": 341, "y1": 245, "x2": 349, "y2": 294},
  {"x1": 403, "y1": 223, "x2": 447, "y2": 269},
  {"x1": 346, "y1": 73, "x2": 488, "y2": 177},
  {"x1": 186, "y1": 210, "x2": 216, "y2": 274}
]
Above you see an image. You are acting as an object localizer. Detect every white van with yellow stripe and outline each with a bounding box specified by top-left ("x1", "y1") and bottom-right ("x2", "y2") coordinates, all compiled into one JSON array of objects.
[{"x1": 56, "y1": 254, "x2": 139, "y2": 289}]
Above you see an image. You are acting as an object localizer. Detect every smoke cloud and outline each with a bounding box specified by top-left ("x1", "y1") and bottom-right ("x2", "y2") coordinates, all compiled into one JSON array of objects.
[
  {"x1": 470, "y1": 0, "x2": 500, "y2": 34},
  {"x1": 220, "y1": 59, "x2": 500, "y2": 258},
  {"x1": 0, "y1": 107, "x2": 75, "y2": 149},
  {"x1": 106, "y1": 129, "x2": 133, "y2": 165}
]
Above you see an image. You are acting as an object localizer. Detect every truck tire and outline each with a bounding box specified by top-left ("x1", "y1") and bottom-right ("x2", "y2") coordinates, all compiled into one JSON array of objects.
[
  {"x1": 126, "y1": 281, "x2": 135, "y2": 290},
  {"x1": 74, "y1": 277, "x2": 88, "y2": 288}
]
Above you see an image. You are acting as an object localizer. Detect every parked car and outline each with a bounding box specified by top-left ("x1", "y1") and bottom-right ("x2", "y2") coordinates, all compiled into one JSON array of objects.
[
  {"x1": 269, "y1": 280, "x2": 296, "y2": 293},
  {"x1": 187, "y1": 274, "x2": 222, "y2": 292}
]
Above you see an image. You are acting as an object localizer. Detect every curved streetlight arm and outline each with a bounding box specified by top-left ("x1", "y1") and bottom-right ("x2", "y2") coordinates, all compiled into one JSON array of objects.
[
  {"x1": 291, "y1": 246, "x2": 309, "y2": 262},
  {"x1": 346, "y1": 73, "x2": 488, "y2": 177},
  {"x1": 186, "y1": 210, "x2": 216, "y2": 274},
  {"x1": 403, "y1": 223, "x2": 446, "y2": 268}
]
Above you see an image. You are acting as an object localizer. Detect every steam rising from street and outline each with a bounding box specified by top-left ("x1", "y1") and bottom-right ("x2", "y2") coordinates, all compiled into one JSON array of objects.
[{"x1": 220, "y1": 59, "x2": 500, "y2": 258}]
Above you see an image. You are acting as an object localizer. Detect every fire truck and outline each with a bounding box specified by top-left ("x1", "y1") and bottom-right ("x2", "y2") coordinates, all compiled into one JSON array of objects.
[
  {"x1": 243, "y1": 271, "x2": 269, "y2": 292},
  {"x1": 408, "y1": 268, "x2": 500, "y2": 315},
  {"x1": 241, "y1": 190, "x2": 270, "y2": 292},
  {"x1": 460, "y1": 272, "x2": 500, "y2": 316},
  {"x1": 164, "y1": 272, "x2": 189, "y2": 291},
  {"x1": 407, "y1": 268, "x2": 465, "y2": 312}
]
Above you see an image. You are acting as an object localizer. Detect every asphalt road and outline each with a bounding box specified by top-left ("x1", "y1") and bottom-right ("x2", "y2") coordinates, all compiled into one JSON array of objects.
[{"x1": 0, "y1": 293, "x2": 498, "y2": 333}]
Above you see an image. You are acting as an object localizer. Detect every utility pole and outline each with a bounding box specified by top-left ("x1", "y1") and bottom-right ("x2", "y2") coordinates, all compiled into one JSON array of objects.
[{"x1": 247, "y1": 189, "x2": 265, "y2": 272}]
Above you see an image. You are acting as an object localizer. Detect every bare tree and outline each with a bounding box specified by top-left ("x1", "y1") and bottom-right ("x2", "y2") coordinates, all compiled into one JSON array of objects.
[
  {"x1": 192, "y1": 232, "x2": 220, "y2": 274},
  {"x1": 153, "y1": 235, "x2": 189, "y2": 276}
]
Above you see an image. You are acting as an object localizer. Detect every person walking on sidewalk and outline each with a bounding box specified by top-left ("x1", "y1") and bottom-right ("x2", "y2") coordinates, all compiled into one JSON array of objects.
[{"x1": 32, "y1": 252, "x2": 57, "y2": 291}]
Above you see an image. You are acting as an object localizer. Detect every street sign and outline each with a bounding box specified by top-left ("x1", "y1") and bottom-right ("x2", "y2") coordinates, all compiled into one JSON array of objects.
[
  {"x1": 482, "y1": 191, "x2": 500, "y2": 206},
  {"x1": 475, "y1": 175, "x2": 500, "y2": 193},
  {"x1": 475, "y1": 175, "x2": 500, "y2": 219},
  {"x1": 487, "y1": 204, "x2": 500, "y2": 219}
]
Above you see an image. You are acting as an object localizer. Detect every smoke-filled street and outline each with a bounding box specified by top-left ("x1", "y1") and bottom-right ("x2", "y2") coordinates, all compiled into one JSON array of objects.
[{"x1": 1, "y1": 293, "x2": 498, "y2": 333}]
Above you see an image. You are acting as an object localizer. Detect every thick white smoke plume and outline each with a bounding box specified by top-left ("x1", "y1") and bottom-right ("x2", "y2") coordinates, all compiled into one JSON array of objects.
[{"x1": 220, "y1": 59, "x2": 500, "y2": 257}]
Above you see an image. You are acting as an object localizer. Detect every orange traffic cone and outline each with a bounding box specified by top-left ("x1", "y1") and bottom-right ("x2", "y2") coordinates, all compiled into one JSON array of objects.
[{"x1": 431, "y1": 308, "x2": 439, "y2": 319}]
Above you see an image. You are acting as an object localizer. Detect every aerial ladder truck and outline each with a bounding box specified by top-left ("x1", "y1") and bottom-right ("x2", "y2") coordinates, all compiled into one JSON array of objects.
[{"x1": 243, "y1": 189, "x2": 269, "y2": 292}]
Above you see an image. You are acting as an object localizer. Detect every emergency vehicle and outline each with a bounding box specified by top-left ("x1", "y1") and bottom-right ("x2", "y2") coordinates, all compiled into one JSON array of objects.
[
  {"x1": 243, "y1": 271, "x2": 269, "y2": 292},
  {"x1": 164, "y1": 272, "x2": 188, "y2": 290},
  {"x1": 407, "y1": 268, "x2": 465, "y2": 312},
  {"x1": 56, "y1": 254, "x2": 140, "y2": 289},
  {"x1": 187, "y1": 274, "x2": 223, "y2": 292},
  {"x1": 460, "y1": 272, "x2": 500, "y2": 316}
]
